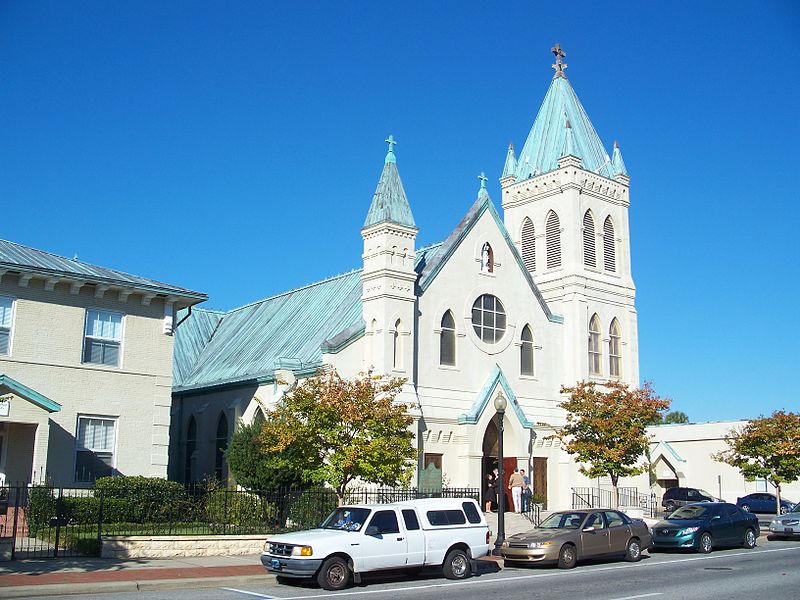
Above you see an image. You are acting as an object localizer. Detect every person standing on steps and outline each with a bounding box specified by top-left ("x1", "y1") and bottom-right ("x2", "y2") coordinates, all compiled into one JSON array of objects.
[
  {"x1": 508, "y1": 467, "x2": 525, "y2": 514},
  {"x1": 485, "y1": 468, "x2": 498, "y2": 512},
  {"x1": 520, "y1": 469, "x2": 531, "y2": 513}
]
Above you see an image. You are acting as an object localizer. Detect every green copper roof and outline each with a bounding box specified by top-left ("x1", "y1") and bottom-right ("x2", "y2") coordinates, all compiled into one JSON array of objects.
[
  {"x1": 501, "y1": 143, "x2": 517, "y2": 179},
  {"x1": 457, "y1": 364, "x2": 533, "y2": 428},
  {"x1": 612, "y1": 141, "x2": 628, "y2": 176},
  {"x1": 0, "y1": 374, "x2": 61, "y2": 412},
  {"x1": 362, "y1": 140, "x2": 416, "y2": 230},
  {"x1": 0, "y1": 239, "x2": 206, "y2": 301},
  {"x1": 515, "y1": 75, "x2": 613, "y2": 180}
]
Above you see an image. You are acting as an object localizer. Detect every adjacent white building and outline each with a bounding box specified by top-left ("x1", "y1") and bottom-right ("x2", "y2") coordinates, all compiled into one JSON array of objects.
[{"x1": 171, "y1": 48, "x2": 641, "y2": 510}]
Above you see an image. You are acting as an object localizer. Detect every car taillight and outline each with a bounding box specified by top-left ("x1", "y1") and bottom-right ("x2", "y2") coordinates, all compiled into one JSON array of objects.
[{"x1": 486, "y1": 531, "x2": 491, "y2": 544}]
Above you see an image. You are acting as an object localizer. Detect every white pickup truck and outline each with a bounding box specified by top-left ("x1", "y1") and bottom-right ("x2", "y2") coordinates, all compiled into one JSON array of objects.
[{"x1": 261, "y1": 497, "x2": 491, "y2": 590}]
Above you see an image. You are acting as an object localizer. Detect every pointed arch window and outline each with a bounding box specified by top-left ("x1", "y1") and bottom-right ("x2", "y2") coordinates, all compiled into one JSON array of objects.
[
  {"x1": 184, "y1": 416, "x2": 196, "y2": 484},
  {"x1": 583, "y1": 211, "x2": 596, "y2": 268},
  {"x1": 546, "y1": 211, "x2": 561, "y2": 269},
  {"x1": 215, "y1": 413, "x2": 229, "y2": 482},
  {"x1": 393, "y1": 319, "x2": 402, "y2": 370},
  {"x1": 481, "y1": 242, "x2": 494, "y2": 273},
  {"x1": 589, "y1": 314, "x2": 602, "y2": 376},
  {"x1": 520, "y1": 324, "x2": 534, "y2": 376},
  {"x1": 440, "y1": 310, "x2": 456, "y2": 366},
  {"x1": 253, "y1": 407, "x2": 266, "y2": 429},
  {"x1": 603, "y1": 217, "x2": 616, "y2": 272},
  {"x1": 609, "y1": 318, "x2": 622, "y2": 378},
  {"x1": 366, "y1": 318, "x2": 378, "y2": 369},
  {"x1": 521, "y1": 218, "x2": 536, "y2": 272}
]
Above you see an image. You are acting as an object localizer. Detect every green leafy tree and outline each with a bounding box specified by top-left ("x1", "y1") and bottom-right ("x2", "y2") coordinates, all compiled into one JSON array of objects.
[
  {"x1": 554, "y1": 380, "x2": 670, "y2": 508},
  {"x1": 226, "y1": 421, "x2": 313, "y2": 492},
  {"x1": 714, "y1": 411, "x2": 800, "y2": 513},
  {"x1": 261, "y1": 369, "x2": 416, "y2": 504},
  {"x1": 663, "y1": 411, "x2": 690, "y2": 424}
]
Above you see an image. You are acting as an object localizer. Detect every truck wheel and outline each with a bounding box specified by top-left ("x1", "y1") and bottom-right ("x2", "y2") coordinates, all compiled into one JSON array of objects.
[
  {"x1": 665, "y1": 501, "x2": 677, "y2": 512},
  {"x1": 442, "y1": 548, "x2": 471, "y2": 580},
  {"x1": 317, "y1": 557, "x2": 351, "y2": 591}
]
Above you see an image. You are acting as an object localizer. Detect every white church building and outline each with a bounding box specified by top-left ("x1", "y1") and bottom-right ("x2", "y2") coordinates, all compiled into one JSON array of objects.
[{"x1": 170, "y1": 47, "x2": 641, "y2": 511}]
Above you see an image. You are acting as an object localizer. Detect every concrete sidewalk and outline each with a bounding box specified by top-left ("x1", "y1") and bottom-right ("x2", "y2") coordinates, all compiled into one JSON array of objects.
[{"x1": 0, "y1": 554, "x2": 274, "y2": 598}]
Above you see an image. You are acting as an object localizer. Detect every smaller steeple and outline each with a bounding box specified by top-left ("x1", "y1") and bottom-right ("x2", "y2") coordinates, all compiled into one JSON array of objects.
[
  {"x1": 558, "y1": 119, "x2": 583, "y2": 169},
  {"x1": 363, "y1": 135, "x2": 416, "y2": 230},
  {"x1": 611, "y1": 140, "x2": 628, "y2": 176},
  {"x1": 477, "y1": 172, "x2": 489, "y2": 200},
  {"x1": 502, "y1": 143, "x2": 517, "y2": 179}
]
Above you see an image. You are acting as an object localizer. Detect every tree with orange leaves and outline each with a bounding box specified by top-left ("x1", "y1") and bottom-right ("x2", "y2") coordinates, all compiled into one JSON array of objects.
[
  {"x1": 554, "y1": 380, "x2": 670, "y2": 508},
  {"x1": 714, "y1": 411, "x2": 800, "y2": 514},
  {"x1": 261, "y1": 369, "x2": 416, "y2": 504}
]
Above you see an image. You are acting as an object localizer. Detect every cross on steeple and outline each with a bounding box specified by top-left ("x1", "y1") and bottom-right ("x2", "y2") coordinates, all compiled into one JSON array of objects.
[
  {"x1": 384, "y1": 134, "x2": 398, "y2": 164},
  {"x1": 551, "y1": 43, "x2": 567, "y2": 78},
  {"x1": 478, "y1": 171, "x2": 488, "y2": 188}
]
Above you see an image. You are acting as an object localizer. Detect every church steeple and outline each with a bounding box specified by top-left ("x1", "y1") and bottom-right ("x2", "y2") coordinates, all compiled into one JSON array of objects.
[
  {"x1": 611, "y1": 140, "x2": 628, "y2": 177},
  {"x1": 501, "y1": 143, "x2": 517, "y2": 180},
  {"x1": 363, "y1": 135, "x2": 416, "y2": 230}
]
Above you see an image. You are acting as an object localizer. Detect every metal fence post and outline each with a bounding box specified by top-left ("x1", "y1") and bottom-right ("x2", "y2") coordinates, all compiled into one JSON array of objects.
[
  {"x1": 223, "y1": 489, "x2": 229, "y2": 534},
  {"x1": 53, "y1": 488, "x2": 62, "y2": 559},
  {"x1": 10, "y1": 486, "x2": 21, "y2": 561},
  {"x1": 97, "y1": 489, "x2": 104, "y2": 550}
]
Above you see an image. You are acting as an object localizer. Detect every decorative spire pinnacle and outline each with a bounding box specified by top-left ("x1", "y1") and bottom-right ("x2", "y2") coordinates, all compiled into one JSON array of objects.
[
  {"x1": 384, "y1": 134, "x2": 397, "y2": 164},
  {"x1": 478, "y1": 171, "x2": 489, "y2": 198},
  {"x1": 551, "y1": 43, "x2": 567, "y2": 78},
  {"x1": 502, "y1": 142, "x2": 517, "y2": 179},
  {"x1": 611, "y1": 140, "x2": 628, "y2": 176},
  {"x1": 562, "y1": 119, "x2": 577, "y2": 158}
]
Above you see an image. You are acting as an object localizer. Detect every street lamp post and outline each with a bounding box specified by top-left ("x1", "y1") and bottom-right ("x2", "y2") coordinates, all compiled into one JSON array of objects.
[{"x1": 493, "y1": 390, "x2": 507, "y2": 556}]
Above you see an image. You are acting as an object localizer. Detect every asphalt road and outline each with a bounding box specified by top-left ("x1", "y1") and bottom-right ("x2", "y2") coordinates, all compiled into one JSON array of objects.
[{"x1": 30, "y1": 540, "x2": 800, "y2": 600}]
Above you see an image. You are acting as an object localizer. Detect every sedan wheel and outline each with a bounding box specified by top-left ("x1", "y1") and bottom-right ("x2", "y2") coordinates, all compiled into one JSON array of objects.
[
  {"x1": 665, "y1": 501, "x2": 677, "y2": 512},
  {"x1": 743, "y1": 528, "x2": 757, "y2": 549},
  {"x1": 558, "y1": 544, "x2": 577, "y2": 569},
  {"x1": 699, "y1": 532, "x2": 713, "y2": 554},
  {"x1": 741, "y1": 504, "x2": 751, "y2": 512},
  {"x1": 624, "y1": 538, "x2": 642, "y2": 562}
]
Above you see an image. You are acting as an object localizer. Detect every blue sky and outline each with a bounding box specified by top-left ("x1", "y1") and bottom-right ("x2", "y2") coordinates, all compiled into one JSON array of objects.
[{"x1": 2, "y1": 1, "x2": 798, "y2": 422}]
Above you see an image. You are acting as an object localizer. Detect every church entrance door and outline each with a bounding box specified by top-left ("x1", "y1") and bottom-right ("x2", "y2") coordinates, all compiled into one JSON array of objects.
[{"x1": 532, "y1": 457, "x2": 547, "y2": 507}]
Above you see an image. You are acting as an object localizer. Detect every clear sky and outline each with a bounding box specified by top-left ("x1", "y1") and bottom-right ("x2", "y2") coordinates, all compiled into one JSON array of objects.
[{"x1": 2, "y1": 1, "x2": 798, "y2": 423}]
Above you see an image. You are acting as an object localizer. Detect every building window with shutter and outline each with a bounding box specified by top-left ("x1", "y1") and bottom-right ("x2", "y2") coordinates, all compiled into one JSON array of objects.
[
  {"x1": 75, "y1": 415, "x2": 116, "y2": 482},
  {"x1": 215, "y1": 412, "x2": 229, "y2": 482},
  {"x1": 609, "y1": 318, "x2": 622, "y2": 378},
  {"x1": 589, "y1": 314, "x2": 602, "y2": 376},
  {"x1": 546, "y1": 211, "x2": 561, "y2": 269},
  {"x1": 83, "y1": 309, "x2": 123, "y2": 366},
  {"x1": 583, "y1": 211, "x2": 596, "y2": 267},
  {"x1": 521, "y1": 218, "x2": 536, "y2": 272},
  {"x1": 520, "y1": 324, "x2": 534, "y2": 376},
  {"x1": 0, "y1": 296, "x2": 14, "y2": 356},
  {"x1": 440, "y1": 310, "x2": 456, "y2": 366},
  {"x1": 604, "y1": 216, "x2": 616, "y2": 272}
]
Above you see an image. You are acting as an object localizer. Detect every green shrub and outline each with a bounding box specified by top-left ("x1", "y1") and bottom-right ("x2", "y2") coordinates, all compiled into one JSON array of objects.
[
  {"x1": 286, "y1": 486, "x2": 338, "y2": 530},
  {"x1": 26, "y1": 486, "x2": 57, "y2": 536},
  {"x1": 94, "y1": 476, "x2": 186, "y2": 522},
  {"x1": 204, "y1": 489, "x2": 276, "y2": 531},
  {"x1": 60, "y1": 496, "x2": 131, "y2": 525}
]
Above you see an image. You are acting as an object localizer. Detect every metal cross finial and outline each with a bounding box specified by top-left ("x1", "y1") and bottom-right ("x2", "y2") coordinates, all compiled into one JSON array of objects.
[
  {"x1": 385, "y1": 134, "x2": 397, "y2": 153},
  {"x1": 478, "y1": 171, "x2": 488, "y2": 188},
  {"x1": 551, "y1": 43, "x2": 567, "y2": 78}
]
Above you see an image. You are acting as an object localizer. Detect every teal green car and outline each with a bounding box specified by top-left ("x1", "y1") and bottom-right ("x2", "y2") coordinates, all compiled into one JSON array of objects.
[{"x1": 651, "y1": 503, "x2": 759, "y2": 553}]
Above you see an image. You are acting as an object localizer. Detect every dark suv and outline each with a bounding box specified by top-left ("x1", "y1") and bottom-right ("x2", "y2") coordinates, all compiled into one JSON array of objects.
[{"x1": 661, "y1": 487, "x2": 722, "y2": 512}]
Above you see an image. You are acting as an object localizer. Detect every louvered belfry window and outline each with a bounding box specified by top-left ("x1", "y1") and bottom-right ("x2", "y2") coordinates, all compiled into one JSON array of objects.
[
  {"x1": 588, "y1": 314, "x2": 602, "y2": 375},
  {"x1": 604, "y1": 216, "x2": 616, "y2": 272},
  {"x1": 521, "y1": 218, "x2": 536, "y2": 272},
  {"x1": 546, "y1": 211, "x2": 561, "y2": 269},
  {"x1": 609, "y1": 318, "x2": 622, "y2": 377},
  {"x1": 583, "y1": 211, "x2": 596, "y2": 267},
  {"x1": 440, "y1": 310, "x2": 456, "y2": 366}
]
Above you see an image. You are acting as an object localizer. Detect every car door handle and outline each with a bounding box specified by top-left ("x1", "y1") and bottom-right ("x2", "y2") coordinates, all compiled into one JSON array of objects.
[{"x1": 397, "y1": 537, "x2": 404, "y2": 541}]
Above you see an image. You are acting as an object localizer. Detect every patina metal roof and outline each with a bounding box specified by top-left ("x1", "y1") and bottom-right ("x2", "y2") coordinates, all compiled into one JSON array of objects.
[
  {"x1": 362, "y1": 138, "x2": 416, "y2": 230},
  {"x1": 0, "y1": 239, "x2": 206, "y2": 301}
]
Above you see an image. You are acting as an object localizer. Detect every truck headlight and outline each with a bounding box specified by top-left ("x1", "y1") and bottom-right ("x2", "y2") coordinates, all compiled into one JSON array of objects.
[{"x1": 291, "y1": 545, "x2": 313, "y2": 557}]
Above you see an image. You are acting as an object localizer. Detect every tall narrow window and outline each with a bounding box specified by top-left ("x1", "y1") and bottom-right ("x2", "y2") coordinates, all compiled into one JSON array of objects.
[
  {"x1": 185, "y1": 416, "x2": 196, "y2": 484},
  {"x1": 393, "y1": 319, "x2": 402, "y2": 369},
  {"x1": 440, "y1": 311, "x2": 456, "y2": 366},
  {"x1": 603, "y1": 216, "x2": 616, "y2": 272},
  {"x1": 83, "y1": 309, "x2": 123, "y2": 366},
  {"x1": 253, "y1": 407, "x2": 266, "y2": 428},
  {"x1": 0, "y1": 296, "x2": 14, "y2": 355},
  {"x1": 588, "y1": 314, "x2": 602, "y2": 375},
  {"x1": 481, "y1": 242, "x2": 494, "y2": 273},
  {"x1": 75, "y1": 416, "x2": 116, "y2": 482},
  {"x1": 609, "y1": 318, "x2": 622, "y2": 378},
  {"x1": 521, "y1": 218, "x2": 536, "y2": 272},
  {"x1": 546, "y1": 211, "x2": 561, "y2": 269},
  {"x1": 215, "y1": 413, "x2": 229, "y2": 482},
  {"x1": 583, "y1": 211, "x2": 596, "y2": 267},
  {"x1": 520, "y1": 324, "x2": 534, "y2": 376}
]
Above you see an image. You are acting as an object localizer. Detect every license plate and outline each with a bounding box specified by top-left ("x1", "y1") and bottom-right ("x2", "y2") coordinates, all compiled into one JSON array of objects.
[{"x1": 271, "y1": 559, "x2": 281, "y2": 569}]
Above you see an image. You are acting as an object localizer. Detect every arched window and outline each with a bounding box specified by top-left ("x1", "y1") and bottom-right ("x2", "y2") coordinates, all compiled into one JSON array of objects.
[
  {"x1": 521, "y1": 217, "x2": 535, "y2": 272},
  {"x1": 393, "y1": 319, "x2": 402, "y2": 369},
  {"x1": 520, "y1": 324, "x2": 534, "y2": 376},
  {"x1": 215, "y1": 413, "x2": 229, "y2": 482},
  {"x1": 583, "y1": 211, "x2": 596, "y2": 268},
  {"x1": 546, "y1": 211, "x2": 561, "y2": 269},
  {"x1": 603, "y1": 216, "x2": 616, "y2": 272},
  {"x1": 481, "y1": 242, "x2": 494, "y2": 273},
  {"x1": 609, "y1": 318, "x2": 622, "y2": 377},
  {"x1": 184, "y1": 416, "x2": 196, "y2": 484},
  {"x1": 440, "y1": 311, "x2": 456, "y2": 366},
  {"x1": 589, "y1": 314, "x2": 602, "y2": 375},
  {"x1": 366, "y1": 318, "x2": 378, "y2": 368},
  {"x1": 253, "y1": 407, "x2": 265, "y2": 428}
]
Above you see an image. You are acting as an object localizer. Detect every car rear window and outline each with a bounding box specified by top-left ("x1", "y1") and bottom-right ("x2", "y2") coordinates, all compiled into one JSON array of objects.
[
  {"x1": 462, "y1": 501, "x2": 482, "y2": 524},
  {"x1": 427, "y1": 509, "x2": 467, "y2": 526}
]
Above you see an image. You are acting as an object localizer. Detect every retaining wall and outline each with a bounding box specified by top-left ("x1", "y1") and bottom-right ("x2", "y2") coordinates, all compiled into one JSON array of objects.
[{"x1": 101, "y1": 534, "x2": 266, "y2": 559}]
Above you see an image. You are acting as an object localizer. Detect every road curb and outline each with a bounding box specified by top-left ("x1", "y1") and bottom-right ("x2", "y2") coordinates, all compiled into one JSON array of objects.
[{"x1": 0, "y1": 574, "x2": 277, "y2": 599}]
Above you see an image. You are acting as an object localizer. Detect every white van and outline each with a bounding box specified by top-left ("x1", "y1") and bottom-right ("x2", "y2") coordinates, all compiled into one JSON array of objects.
[{"x1": 262, "y1": 497, "x2": 490, "y2": 590}]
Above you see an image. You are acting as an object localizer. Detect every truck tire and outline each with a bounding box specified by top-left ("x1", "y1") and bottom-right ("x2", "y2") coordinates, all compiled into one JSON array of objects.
[
  {"x1": 317, "y1": 556, "x2": 351, "y2": 591},
  {"x1": 442, "y1": 548, "x2": 471, "y2": 580}
]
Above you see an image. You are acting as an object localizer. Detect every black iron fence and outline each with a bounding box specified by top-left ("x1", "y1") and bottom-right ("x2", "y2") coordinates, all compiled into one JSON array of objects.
[
  {"x1": 0, "y1": 484, "x2": 480, "y2": 559},
  {"x1": 571, "y1": 486, "x2": 657, "y2": 517}
]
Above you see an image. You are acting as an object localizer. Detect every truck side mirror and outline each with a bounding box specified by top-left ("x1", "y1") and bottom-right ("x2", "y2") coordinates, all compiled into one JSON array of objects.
[{"x1": 365, "y1": 525, "x2": 380, "y2": 536}]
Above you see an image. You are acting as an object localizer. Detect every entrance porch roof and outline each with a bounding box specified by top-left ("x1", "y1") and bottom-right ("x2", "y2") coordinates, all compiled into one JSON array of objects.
[{"x1": 0, "y1": 374, "x2": 61, "y2": 413}]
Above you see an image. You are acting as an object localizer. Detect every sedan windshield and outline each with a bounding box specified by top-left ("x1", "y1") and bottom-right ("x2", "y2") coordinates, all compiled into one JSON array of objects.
[
  {"x1": 321, "y1": 507, "x2": 371, "y2": 531},
  {"x1": 538, "y1": 512, "x2": 587, "y2": 529},
  {"x1": 669, "y1": 505, "x2": 713, "y2": 520}
]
